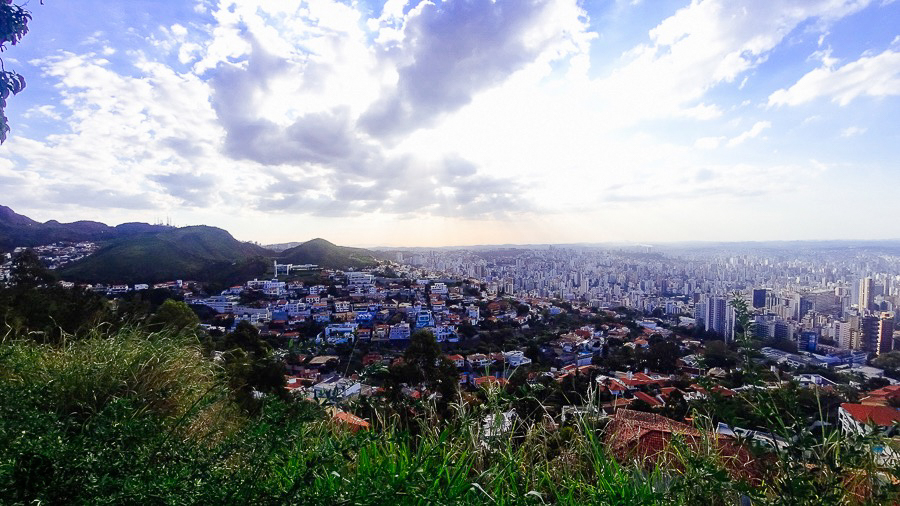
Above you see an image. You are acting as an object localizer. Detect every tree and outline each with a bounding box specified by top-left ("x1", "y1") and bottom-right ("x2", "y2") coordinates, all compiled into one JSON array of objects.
[
  {"x1": 393, "y1": 330, "x2": 458, "y2": 401},
  {"x1": 8, "y1": 250, "x2": 54, "y2": 289},
  {"x1": 872, "y1": 351, "x2": 900, "y2": 374},
  {"x1": 0, "y1": 0, "x2": 31, "y2": 143},
  {"x1": 147, "y1": 299, "x2": 200, "y2": 333},
  {"x1": 219, "y1": 321, "x2": 286, "y2": 410},
  {"x1": 640, "y1": 340, "x2": 680, "y2": 373},
  {"x1": 0, "y1": 252, "x2": 111, "y2": 341},
  {"x1": 457, "y1": 322, "x2": 478, "y2": 339},
  {"x1": 702, "y1": 340, "x2": 736, "y2": 369},
  {"x1": 403, "y1": 330, "x2": 443, "y2": 383}
]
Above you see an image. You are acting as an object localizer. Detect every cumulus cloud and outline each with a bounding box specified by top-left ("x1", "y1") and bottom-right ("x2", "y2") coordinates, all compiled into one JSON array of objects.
[
  {"x1": 0, "y1": 0, "x2": 895, "y2": 243},
  {"x1": 695, "y1": 136, "x2": 725, "y2": 149},
  {"x1": 360, "y1": 0, "x2": 592, "y2": 140},
  {"x1": 592, "y1": 0, "x2": 874, "y2": 123},
  {"x1": 768, "y1": 49, "x2": 900, "y2": 106},
  {"x1": 198, "y1": 0, "x2": 576, "y2": 218},
  {"x1": 252, "y1": 155, "x2": 524, "y2": 219},
  {"x1": 4, "y1": 0, "x2": 554, "y2": 222}
]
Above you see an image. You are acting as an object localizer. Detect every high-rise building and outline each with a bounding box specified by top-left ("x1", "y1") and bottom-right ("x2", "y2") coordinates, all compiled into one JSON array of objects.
[
  {"x1": 876, "y1": 312, "x2": 895, "y2": 355},
  {"x1": 752, "y1": 289, "x2": 767, "y2": 309},
  {"x1": 834, "y1": 320, "x2": 852, "y2": 349},
  {"x1": 860, "y1": 315, "x2": 880, "y2": 353},
  {"x1": 705, "y1": 297, "x2": 735, "y2": 342},
  {"x1": 799, "y1": 331, "x2": 819, "y2": 352},
  {"x1": 858, "y1": 277, "x2": 874, "y2": 312}
]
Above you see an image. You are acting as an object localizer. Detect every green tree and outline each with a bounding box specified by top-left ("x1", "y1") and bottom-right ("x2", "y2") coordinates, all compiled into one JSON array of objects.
[
  {"x1": 8, "y1": 250, "x2": 54, "y2": 289},
  {"x1": 702, "y1": 340, "x2": 735, "y2": 369},
  {"x1": 393, "y1": 330, "x2": 458, "y2": 401},
  {"x1": 457, "y1": 322, "x2": 477, "y2": 339},
  {"x1": 147, "y1": 299, "x2": 200, "y2": 333},
  {"x1": 0, "y1": 250, "x2": 111, "y2": 340},
  {"x1": 639, "y1": 339, "x2": 680, "y2": 373},
  {"x1": 219, "y1": 321, "x2": 286, "y2": 410},
  {"x1": 0, "y1": 0, "x2": 31, "y2": 143},
  {"x1": 872, "y1": 350, "x2": 900, "y2": 373}
]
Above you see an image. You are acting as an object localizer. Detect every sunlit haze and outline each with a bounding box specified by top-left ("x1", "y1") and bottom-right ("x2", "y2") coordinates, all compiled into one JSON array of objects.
[{"x1": 1, "y1": 0, "x2": 898, "y2": 247}]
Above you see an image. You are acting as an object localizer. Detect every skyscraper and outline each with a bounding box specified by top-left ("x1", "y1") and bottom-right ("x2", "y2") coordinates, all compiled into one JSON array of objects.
[
  {"x1": 876, "y1": 312, "x2": 895, "y2": 355},
  {"x1": 752, "y1": 289, "x2": 767, "y2": 309},
  {"x1": 861, "y1": 315, "x2": 880, "y2": 353},
  {"x1": 705, "y1": 297, "x2": 735, "y2": 342},
  {"x1": 858, "y1": 277, "x2": 874, "y2": 312}
]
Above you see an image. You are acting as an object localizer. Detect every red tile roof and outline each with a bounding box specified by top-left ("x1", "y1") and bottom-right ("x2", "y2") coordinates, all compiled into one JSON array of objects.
[
  {"x1": 474, "y1": 376, "x2": 508, "y2": 388},
  {"x1": 332, "y1": 411, "x2": 370, "y2": 431},
  {"x1": 860, "y1": 385, "x2": 900, "y2": 406},
  {"x1": 634, "y1": 391, "x2": 664, "y2": 407},
  {"x1": 840, "y1": 403, "x2": 900, "y2": 427},
  {"x1": 604, "y1": 409, "x2": 759, "y2": 482}
]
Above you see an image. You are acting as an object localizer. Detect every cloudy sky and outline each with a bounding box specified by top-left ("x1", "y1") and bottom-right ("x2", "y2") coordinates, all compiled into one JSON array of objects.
[{"x1": 1, "y1": 0, "x2": 898, "y2": 246}]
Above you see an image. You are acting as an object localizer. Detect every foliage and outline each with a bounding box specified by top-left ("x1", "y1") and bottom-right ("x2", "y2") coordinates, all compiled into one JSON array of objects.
[
  {"x1": 0, "y1": 323, "x2": 898, "y2": 504},
  {"x1": 278, "y1": 238, "x2": 378, "y2": 269},
  {"x1": 216, "y1": 321, "x2": 287, "y2": 411},
  {"x1": 147, "y1": 299, "x2": 200, "y2": 333},
  {"x1": 872, "y1": 350, "x2": 900, "y2": 374},
  {"x1": 1, "y1": 251, "x2": 113, "y2": 341},
  {"x1": 59, "y1": 226, "x2": 271, "y2": 284},
  {"x1": 702, "y1": 340, "x2": 737, "y2": 369},
  {"x1": 0, "y1": 0, "x2": 29, "y2": 143}
]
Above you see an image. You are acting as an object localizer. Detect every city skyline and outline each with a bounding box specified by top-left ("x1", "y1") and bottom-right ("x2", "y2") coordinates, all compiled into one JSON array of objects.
[{"x1": 1, "y1": 0, "x2": 898, "y2": 247}]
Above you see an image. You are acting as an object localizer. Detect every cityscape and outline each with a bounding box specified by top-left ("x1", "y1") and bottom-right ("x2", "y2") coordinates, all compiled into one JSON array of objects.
[{"x1": 1, "y1": 0, "x2": 899, "y2": 504}]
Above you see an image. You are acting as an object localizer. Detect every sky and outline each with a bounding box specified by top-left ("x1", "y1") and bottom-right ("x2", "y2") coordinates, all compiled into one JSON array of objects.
[{"x1": 0, "y1": 0, "x2": 898, "y2": 247}]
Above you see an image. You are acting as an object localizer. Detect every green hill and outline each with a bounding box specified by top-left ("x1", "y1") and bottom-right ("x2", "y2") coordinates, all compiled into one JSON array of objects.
[
  {"x1": 59, "y1": 226, "x2": 273, "y2": 284},
  {"x1": 0, "y1": 205, "x2": 170, "y2": 252},
  {"x1": 278, "y1": 238, "x2": 380, "y2": 269}
]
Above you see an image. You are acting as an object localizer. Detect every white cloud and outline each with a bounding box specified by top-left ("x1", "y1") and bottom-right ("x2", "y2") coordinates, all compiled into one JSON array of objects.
[
  {"x1": 589, "y1": 0, "x2": 873, "y2": 124},
  {"x1": 22, "y1": 105, "x2": 62, "y2": 121},
  {"x1": 840, "y1": 125, "x2": 867, "y2": 137},
  {"x1": 727, "y1": 120, "x2": 771, "y2": 147},
  {"x1": 695, "y1": 136, "x2": 726, "y2": 149},
  {"x1": 768, "y1": 49, "x2": 900, "y2": 106},
  {"x1": 1, "y1": 0, "x2": 897, "y2": 244}
]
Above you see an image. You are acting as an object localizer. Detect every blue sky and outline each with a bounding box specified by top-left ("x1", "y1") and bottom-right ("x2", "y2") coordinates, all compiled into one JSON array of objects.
[{"x1": 0, "y1": 0, "x2": 898, "y2": 246}]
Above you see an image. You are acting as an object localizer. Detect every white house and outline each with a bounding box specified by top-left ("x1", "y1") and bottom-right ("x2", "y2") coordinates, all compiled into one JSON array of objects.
[
  {"x1": 503, "y1": 350, "x2": 532, "y2": 367},
  {"x1": 389, "y1": 322, "x2": 411, "y2": 340},
  {"x1": 324, "y1": 323, "x2": 359, "y2": 345}
]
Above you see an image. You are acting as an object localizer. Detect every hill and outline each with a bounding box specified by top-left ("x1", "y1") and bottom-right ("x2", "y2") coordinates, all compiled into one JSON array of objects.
[
  {"x1": 0, "y1": 205, "x2": 170, "y2": 252},
  {"x1": 59, "y1": 226, "x2": 273, "y2": 284},
  {"x1": 278, "y1": 238, "x2": 380, "y2": 269},
  {"x1": 263, "y1": 241, "x2": 304, "y2": 252}
]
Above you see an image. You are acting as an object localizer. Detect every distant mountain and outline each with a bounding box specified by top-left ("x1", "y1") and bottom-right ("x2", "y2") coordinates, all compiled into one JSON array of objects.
[
  {"x1": 3, "y1": 206, "x2": 382, "y2": 283},
  {"x1": 264, "y1": 241, "x2": 304, "y2": 252},
  {"x1": 0, "y1": 205, "x2": 171, "y2": 252},
  {"x1": 60, "y1": 226, "x2": 273, "y2": 284},
  {"x1": 278, "y1": 238, "x2": 380, "y2": 269}
]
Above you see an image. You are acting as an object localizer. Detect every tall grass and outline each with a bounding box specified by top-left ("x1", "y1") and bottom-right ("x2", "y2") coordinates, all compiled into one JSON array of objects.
[{"x1": 1, "y1": 327, "x2": 897, "y2": 505}]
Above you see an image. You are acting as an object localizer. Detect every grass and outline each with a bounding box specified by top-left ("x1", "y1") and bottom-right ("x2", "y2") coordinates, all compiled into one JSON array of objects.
[{"x1": 0, "y1": 327, "x2": 897, "y2": 505}]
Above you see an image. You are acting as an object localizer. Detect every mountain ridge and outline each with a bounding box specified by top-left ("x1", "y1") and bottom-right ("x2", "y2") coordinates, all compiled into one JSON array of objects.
[
  {"x1": 0, "y1": 205, "x2": 172, "y2": 252},
  {"x1": 4, "y1": 206, "x2": 382, "y2": 284},
  {"x1": 58, "y1": 225, "x2": 273, "y2": 284}
]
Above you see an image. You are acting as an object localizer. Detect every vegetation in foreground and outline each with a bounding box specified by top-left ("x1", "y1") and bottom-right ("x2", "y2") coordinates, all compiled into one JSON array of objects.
[{"x1": 1, "y1": 325, "x2": 898, "y2": 505}]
